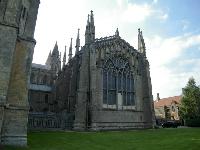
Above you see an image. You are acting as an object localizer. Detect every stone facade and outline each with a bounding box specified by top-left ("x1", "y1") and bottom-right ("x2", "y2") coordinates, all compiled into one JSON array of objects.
[
  {"x1": 29, "y1": 43, "x2": 61, "y2": 113},
  {"x1": 28, "y1": 11, "x2": 155, "y2": 131},
  {"x1": 0, "y1": 0, "x2": 40, "y2": 146}
]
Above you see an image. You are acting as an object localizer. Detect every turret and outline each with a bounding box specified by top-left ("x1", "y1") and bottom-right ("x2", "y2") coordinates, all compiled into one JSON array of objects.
[
  {"x1": 68, "y1": 38, "x2": 73, "y2": 61},
  {"x1": 45, "y1": 50, "x2": 52, "y2": 68},
  {"x1": 50, "y1": 41, "x2": 61, "y2": 73},
  {"x1": 115, "y1": 28, "x2": 119, "y2": 37},
  {"x1": 90, "y1": 10, "x2": 95, "y2": 41},
  {"x1": 52, "y1": 41, "x2": 59, "y2": 57},
  {"x1": 75, "y1": 29, "x2": 80, "y2": 54},
  {"x1": 138, "y1": 28, "x2": 146, "y2": 57},
  {"x1": 63, "y1": 46, "x2": 66, "y2": 67},
  {"x1": 85, "y1": 10, "x2": 95, "y2": 44},
  {"x1": 85, "y1": 14, "x2": 90, "y2": 44}
]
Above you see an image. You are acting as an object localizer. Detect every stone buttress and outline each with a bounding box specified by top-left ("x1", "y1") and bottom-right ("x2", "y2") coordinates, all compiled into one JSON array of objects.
[{"x1": 0, "y1": 0, "x2": 40, "y2": 146}]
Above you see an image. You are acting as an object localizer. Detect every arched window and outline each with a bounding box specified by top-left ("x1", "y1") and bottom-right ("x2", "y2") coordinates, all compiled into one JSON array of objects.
[
  {"x1": 103, "y1": 57, "x2": 135, "y2": 107},
  {"x1": 29, "y1": 107, "x2": 33, "y2": 112},
  {"x1": 43, "y1": 75, "x2": 47, "y2": 85},
  {"x1": 45, "y1": 94, "x2": 48, "y2": 104},
  {"x1": 30, "y1": 73, "x2": 36, "y2": 84}
]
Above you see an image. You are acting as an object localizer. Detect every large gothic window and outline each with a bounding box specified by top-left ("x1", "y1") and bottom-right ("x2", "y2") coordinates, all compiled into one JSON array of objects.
[{"x1": 103, "y1": 57, "x2": 135, "y2": 108}]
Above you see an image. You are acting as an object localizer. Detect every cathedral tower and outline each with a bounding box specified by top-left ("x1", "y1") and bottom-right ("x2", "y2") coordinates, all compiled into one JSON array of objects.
[
  {"x1": 0, "y1": 0, "x2": 40, "y2": 146},
  {"x1": 45, "y1": 42, "x2": 61, "y2": 75},
  {"x1": 85, "y1": 10, "x2": 95, "y2": 44},
  {"x1": 51, "y1": 42, "x2": 61, "y2": 74}
]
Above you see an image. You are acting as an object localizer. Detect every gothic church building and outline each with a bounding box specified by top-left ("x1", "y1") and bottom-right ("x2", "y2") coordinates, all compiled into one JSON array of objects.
[{"x1": 29, "y1": 11, "x2": 154, "y2": 130}]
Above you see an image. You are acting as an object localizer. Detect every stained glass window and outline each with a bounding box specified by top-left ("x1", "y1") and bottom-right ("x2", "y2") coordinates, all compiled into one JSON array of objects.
[{"x1": 103, "y1": 57, "x2": 135, "y2": 106}]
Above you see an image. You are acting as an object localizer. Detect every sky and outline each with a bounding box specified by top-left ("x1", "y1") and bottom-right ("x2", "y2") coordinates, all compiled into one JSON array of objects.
[{"x1": 33, "y1": 0, "x2": 200, "y2": 99}]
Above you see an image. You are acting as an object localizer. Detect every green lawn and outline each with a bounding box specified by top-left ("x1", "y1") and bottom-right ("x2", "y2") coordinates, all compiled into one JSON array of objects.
[{"x1": 5, "y1": 128, "x2": 200, "y2": 150}]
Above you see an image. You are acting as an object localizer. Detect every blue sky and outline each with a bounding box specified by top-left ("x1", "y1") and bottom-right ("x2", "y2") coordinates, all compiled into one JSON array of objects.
[{"x1": 33, "y1": 0, "x2": 200, "y2": 99}]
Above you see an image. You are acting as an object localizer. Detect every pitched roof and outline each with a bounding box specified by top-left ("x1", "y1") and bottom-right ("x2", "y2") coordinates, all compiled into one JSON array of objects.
[{"x1": 154, "y1": 96, "x2": 181, "y2": 107}]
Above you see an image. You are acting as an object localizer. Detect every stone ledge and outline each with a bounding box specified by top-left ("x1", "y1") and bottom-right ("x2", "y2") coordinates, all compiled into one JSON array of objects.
[
  {"x1": 17, "y1": 36, "x2": 36, "y2": 44},
  {"x1": 1, "y1": 135, "x2": 27, "y2": 146},
  {"x1": 0, "y1": 22, "x2": 18, "y2": 29},
  {"x1": 4, "y1": 104, "x2": 29, "y2": 111},
  {"x1": 29, "y1": 84, "x2": 52, "y2": 92}
]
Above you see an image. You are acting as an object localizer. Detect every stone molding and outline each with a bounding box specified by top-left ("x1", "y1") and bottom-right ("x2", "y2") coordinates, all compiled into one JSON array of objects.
[{"x1": 4, "y1": 104, "x2": 29, "y2": 111}]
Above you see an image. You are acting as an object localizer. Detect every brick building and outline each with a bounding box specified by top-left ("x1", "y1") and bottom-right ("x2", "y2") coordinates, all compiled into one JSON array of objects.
[{"x1": 154, "y1": 93, "x2": 181, "y2": 123}]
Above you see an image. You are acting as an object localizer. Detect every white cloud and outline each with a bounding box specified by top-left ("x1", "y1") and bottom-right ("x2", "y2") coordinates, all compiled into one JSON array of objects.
[
  {"x1": 145, "y1": 33, "x2": 200, "y2": 99},
  {"x1": 121, "y1": 3, "x2": 152, "y2": 23},
  {"x1": 181, "y1": 20, "x2": 190, "y2": 31},
  {"x1": 153, "y1": 0, "x2": 159, "y2": 4},
  {"x1": 34, "y1": 0, "x2": 167, "y2": 64},
  {"x1": 160, "y1": 13, "x2": 168, "y2": 20},
  {"x1": 146, "y1": 34, "x2": 200, "y2": 67}
]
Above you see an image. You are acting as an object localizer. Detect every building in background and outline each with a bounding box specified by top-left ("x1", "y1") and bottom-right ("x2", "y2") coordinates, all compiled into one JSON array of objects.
[
  {"x1": 29, "y1": 42, "x2": 61, "y2": 113},
  {"x1": 154, "y1": 93, "x2": 181, "y2": 124}
]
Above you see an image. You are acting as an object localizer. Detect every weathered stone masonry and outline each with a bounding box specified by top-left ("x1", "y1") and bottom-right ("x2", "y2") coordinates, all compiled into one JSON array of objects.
[{"x1": 0, "y1": 0, "x2": 40, "y2": 146}]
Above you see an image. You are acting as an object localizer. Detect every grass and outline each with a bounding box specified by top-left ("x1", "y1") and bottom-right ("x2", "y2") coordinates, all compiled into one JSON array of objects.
[{"x1": 4, "y1": 128, "x2": 200, "y2": 150}]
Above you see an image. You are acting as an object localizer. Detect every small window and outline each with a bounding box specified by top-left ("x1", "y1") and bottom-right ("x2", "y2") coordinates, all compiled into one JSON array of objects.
[
  {"x1": 43, "y1": 75, "x2": 47, "y2": 85},
  {"x1": 31, "y1": 73, "x2": 37, "y2": 84},
  {"x1": 172, "y1": 106, "x2": 175, "y2": 112},
  {"x1": 43, "y1": 107, "x2": 48, "y2": 112},
  {"x1": 45, "y1": 94, "x2": 48, "y2": 104},
  {"x1": 29, "y1": 107, "x2": 33, "y2": 112}
]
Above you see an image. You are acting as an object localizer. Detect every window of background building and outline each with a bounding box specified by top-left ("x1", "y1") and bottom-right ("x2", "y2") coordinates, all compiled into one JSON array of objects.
[
  {"x1": 31, "y1": 73, "x2": 36, "y2": 84},
  {"x1": 43, "y1": 75, "x2": 47, "y2": 85}
]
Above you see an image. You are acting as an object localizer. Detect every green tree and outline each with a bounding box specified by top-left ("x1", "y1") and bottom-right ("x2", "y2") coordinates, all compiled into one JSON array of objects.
[{"x1": 179, "y1": 77, "x2": 200, "y2": 120}]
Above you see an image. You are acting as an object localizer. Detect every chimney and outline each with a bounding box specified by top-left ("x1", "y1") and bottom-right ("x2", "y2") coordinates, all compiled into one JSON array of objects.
[{"x1": 157, "y1": 93, "x2": 160, "y2": 101}]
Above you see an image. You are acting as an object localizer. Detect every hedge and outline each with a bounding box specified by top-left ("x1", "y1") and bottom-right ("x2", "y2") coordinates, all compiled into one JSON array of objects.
[{"x1": 185, "y1": 118, "x2": 200, "y2": 127}]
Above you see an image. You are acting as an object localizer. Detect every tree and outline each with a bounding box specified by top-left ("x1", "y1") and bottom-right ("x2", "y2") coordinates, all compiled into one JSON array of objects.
[{"x1": 179, "y1": 77, "x2": 200, "y2": 120}]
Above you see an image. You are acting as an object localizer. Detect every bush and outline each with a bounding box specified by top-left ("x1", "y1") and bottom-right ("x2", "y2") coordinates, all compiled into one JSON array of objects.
[{"x1": 185, "y1": 118, "x2": 200, "y2": 127}]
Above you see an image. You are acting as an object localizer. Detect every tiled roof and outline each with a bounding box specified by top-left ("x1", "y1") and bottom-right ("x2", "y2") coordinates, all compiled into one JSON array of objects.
[{"x1": 154, "y1": 96, "x2": 181, "y2": 107}]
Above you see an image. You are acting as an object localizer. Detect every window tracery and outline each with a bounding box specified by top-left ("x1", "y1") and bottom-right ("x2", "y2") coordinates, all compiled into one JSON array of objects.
[{"x1": 103, "y1": 56, "x2": 135, "y2": 108}]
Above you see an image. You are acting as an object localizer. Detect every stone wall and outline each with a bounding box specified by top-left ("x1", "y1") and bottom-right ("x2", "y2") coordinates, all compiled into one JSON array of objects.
[
  {"x1": 88, "y1": 37, "x2": 153, "y2": 130},
  {"x1": 29, "y1": 65, "x2": 54, "y2": 112},
  {"x1": 0, "y1": 25, "x2": 17, "y2": 139},
  {"x1": 72, "y1": 33, "x2": 154, "y2": 130},
  {"x1": 0, "y1": 0, "x2": 40, "y2": 146}
]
